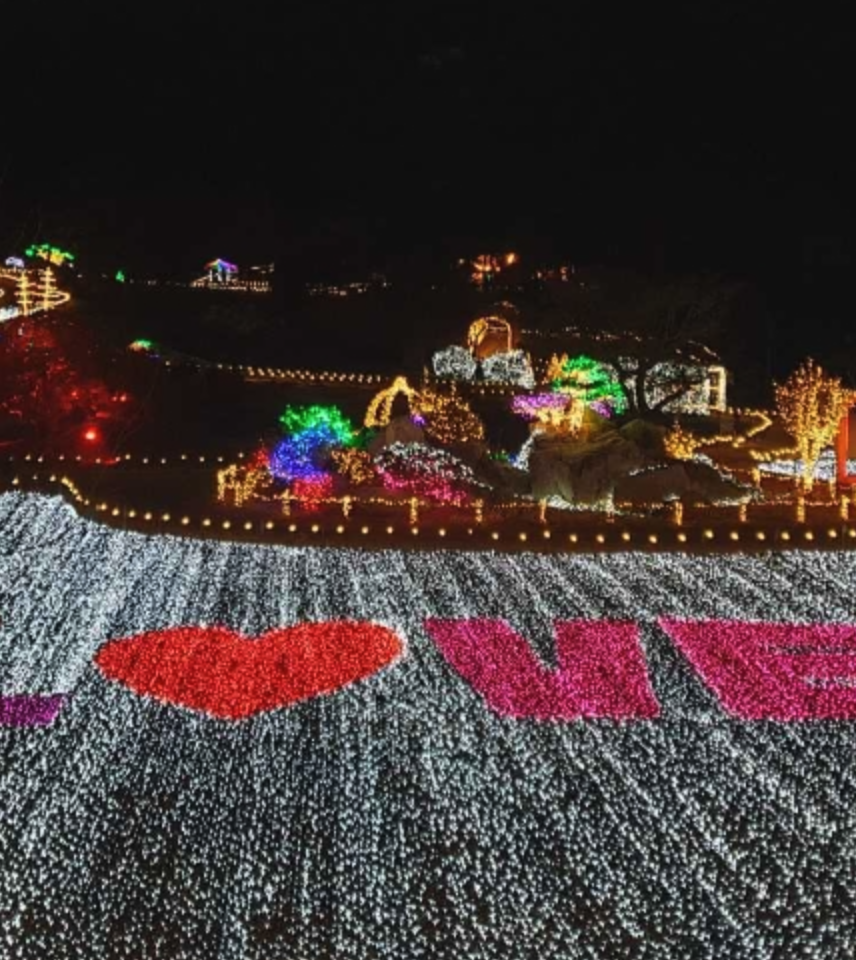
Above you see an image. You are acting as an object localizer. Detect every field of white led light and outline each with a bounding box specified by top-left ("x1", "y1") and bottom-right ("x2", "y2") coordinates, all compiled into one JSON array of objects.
[{"x1": 2, "y1": 490, "x2": 855, "y2": 959}]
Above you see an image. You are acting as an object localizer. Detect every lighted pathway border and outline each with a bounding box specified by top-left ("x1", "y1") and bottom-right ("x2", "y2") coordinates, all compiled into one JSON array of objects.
[{"x1": 3, "y1": 469, "x2": 854, "y2": 556}]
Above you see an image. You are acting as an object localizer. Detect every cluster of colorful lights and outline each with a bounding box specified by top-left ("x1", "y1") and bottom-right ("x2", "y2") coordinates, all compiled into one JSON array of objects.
[
  {"x1": 205, "y1": 258, "x2": 238, "y2": 275},
  {"x1": 269, "y1": 404, "x2": 356, "y2": 483},
  {"x1": 465, "y1": 253, "x2": 518, "y2": 287},
  {"x1": 511, "y1": 393, "x2": 570, "y2": 419},
  {"x1": 373, "y1": 442, "x2": 479, "y2": 504},
  {"x1": 511, "y1": 392, "x2": 583, "y2": 434},
  {"x1": 291, "y1": 473, "x2": 335, "y2": 505},
  {"x1": 25, "y1": 243, "x2": 75, "y2": 266},
  {"x1": 542, "y1": 349, "x2": 728, "y2": 416},
  {"x1": 278, "y1": 404, "x2": 355, "y2": 441},
  {"x1": 1, "y1": 490, "x2": 855, "y2": 956},
  {"x1": 549, "y1": 354, "x2": 628, "y2": 416}
]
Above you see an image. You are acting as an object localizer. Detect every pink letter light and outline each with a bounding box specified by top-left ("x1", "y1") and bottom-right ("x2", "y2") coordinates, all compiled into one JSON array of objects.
[
  {"x1": 659, "y1": 620, "x2": 856, "y2": 720},
  {"x1": 424, "y1": 619, "x2": 661, "y2": 720}
]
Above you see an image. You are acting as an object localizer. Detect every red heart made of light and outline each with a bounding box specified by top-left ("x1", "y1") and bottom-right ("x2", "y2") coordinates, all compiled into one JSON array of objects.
[{"x1": 95, "y1": 622, "x2": 403, "y2": 720}]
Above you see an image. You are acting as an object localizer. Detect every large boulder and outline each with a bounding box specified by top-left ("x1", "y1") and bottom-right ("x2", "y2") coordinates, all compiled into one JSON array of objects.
[
  {"x1": 614, "y1": 460, "x2": 753, "y2": 505},
  {"x1": 613, "y1": 463, "x2": 691, "y2": 504},
  {"x1": 618, "y1": 419, "x2": 668, "y2": 456},
  {"x1": 473, "y1": 456, "x2": 532, "y2": 497},
  {"x1": 683, "y1": 460, "x2": 755, "y2": 504},
  {"x1": 367, "y1": 415, "x2": 424, "y2": 454},
  {"x1": 444, "y1": 439, "x2": 490, "y2": 467},
  {"x1": 529, "y1": 433, "x2": 645, "y2": 505}
]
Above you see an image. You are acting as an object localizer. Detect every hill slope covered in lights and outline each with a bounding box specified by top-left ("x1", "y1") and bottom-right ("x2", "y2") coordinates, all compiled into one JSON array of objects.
[{"x1": 1, "y1": 491, "x2": 855, "y2": 958}]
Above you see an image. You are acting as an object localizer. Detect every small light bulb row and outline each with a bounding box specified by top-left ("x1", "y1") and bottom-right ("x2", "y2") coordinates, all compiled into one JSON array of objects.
[{"x1": 7, "y1": 473, "x2": 856, "y2": 556}]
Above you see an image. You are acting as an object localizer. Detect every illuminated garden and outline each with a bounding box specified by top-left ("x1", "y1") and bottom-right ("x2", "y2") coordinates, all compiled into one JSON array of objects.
[{"x1": 2, "y1": 260, "x2": 856, "y2": 958}]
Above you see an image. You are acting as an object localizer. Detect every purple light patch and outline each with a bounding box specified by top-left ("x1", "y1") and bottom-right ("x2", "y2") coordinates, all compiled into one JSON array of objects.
[
  {"x1": 511, "y1": 394, "x2": 569, "y2": 418},
  {"x1": 411, "y1": 414, "x2": 426, "y2": 426},
  {"x1": 0, "y1": 694, "x2": 66, "y2": 727}
]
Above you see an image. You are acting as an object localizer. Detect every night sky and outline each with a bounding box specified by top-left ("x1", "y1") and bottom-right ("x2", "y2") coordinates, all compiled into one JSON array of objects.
[{"x1": 2, "y1": 5, "x2": 855, "y2": 308}]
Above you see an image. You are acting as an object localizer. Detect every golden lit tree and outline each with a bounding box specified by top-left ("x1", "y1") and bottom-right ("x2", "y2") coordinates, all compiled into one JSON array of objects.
[
  {"x1": 775, "y1": 359, "x2": 854, "y2": 490},
  {"x1": 417, "y1": 388, "x2": 485, "y2": 446},
  {"x1": 663, "y1": 422, "x2": 701, "y2": 461}
]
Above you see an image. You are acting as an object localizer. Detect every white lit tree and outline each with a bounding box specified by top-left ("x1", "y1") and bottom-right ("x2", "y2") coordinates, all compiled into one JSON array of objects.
[
  {"x1": 526, "y1": 268, "x2": 742, "y2": 415},
  {"x1": 481, "y1": 349, "x2": 535, "y2": 388},
  {"x1": 432, "y1": 345, "x2": 477, "y2": 381}
]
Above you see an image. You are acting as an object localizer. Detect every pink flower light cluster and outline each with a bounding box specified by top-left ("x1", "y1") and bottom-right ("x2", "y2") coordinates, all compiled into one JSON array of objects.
[
  {"x1": 424, "y1": 619, "x2": 661, "y2": 720},
  {"x1": 659, "y1": 620, "x2": 856, "y2": 720},
  {"x1": 374, "y1": 443, "x2": 474, "y2": 504},
  {"x1": 510, "y1": 393, "x2": 569, "y2": 420}
]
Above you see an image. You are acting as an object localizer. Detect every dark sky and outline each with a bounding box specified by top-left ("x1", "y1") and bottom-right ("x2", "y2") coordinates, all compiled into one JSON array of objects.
[{"x1": 2, "y1": 4, "x2": 855, "y2": 290}]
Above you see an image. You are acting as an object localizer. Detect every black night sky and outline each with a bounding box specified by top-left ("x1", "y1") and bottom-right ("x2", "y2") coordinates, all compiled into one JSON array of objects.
[{"x1": 2, "y1": 4, "x2": 855, "y2": 350}]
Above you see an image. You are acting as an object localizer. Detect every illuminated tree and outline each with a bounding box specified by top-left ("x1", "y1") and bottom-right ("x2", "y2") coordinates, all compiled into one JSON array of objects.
[
  {"x1": 481, "y1": 349, "x2": 535, "y2": 387},
  {"x1": 417, "y1": 388, "x2": 485, "y2": 446},
  {"x1": 373, "y1": 442, "x2": 479, "y2": 504},
  {"x1": 270, "y1": 405, "x2": 356, "y2": 482},
  {"x1": 432, "y1": 345, "x2": 477, "y2": 381},
  {"x1": 775, "y1": 359, "x2": 854, "y2": 490},
  {"x1": 663, "y1": 422, "x2": 702, "y2": 461},
  {"x1": 0, "y1": 318, "x2": 132, "y2": 450},
  {"x1": 549, "y1": 354, "x2": 627, "y2": 416},
  {"x1": 526, "y1": 268, "x2": 741, "y2": 416}
]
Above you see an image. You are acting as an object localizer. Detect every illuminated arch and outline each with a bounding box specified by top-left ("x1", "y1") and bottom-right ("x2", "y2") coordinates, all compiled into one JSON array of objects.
[
  {"x1": 364, "y1": 376, "x2": 421, "y2": 428},
  {"x1": 467, "y1": 316, "x2": 513, "y2": 359}
]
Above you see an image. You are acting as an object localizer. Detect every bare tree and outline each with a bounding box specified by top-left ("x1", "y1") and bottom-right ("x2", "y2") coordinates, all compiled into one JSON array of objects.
[{"x1": 523, "y1": 268, "x2": 742, "y2": 416}]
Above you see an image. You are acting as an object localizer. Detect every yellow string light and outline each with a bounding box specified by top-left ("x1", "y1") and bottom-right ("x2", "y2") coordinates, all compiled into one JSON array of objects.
[
  {"x1": 417, "y1": 387, "x2": 485, "y2": 444},
  {"x1": 331, "y1": 448, "x2": 376, "y2": 485},
  {"x1": 364, "y1": 376, "x2": 420, "y2": 428},
  {"x1": 775, "y1": 359, "x2": 855, "y2": 491},
  {"x1": 467, "y1": 316, "x2": 513, "y2": 357},
  {"x1": 664, "y1": 423, "x2": 701, "y2": 460}
]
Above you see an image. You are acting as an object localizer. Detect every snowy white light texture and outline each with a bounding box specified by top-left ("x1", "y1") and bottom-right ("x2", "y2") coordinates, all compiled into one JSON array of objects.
[
  {"x1": 1, "y1": 491, "x2": 855, "y2": 959},
  {"x1": 431, "y1": 345, "x2": 477, "y2": 381},
  {"x1": 758, "y1": 449, "x2": 855, "y2": 481}
]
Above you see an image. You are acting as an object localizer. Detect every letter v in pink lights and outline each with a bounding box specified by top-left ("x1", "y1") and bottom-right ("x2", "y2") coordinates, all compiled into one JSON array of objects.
[
  {"x1": 658, "y1": 620, "x2": 856, "y2": 720},
  {"x1": 423, "y1": 619, "x2": 661, "y2": 720}
]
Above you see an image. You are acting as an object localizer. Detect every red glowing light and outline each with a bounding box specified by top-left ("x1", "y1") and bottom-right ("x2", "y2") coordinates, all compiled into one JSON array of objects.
[{"x1": 83, "y1": 428, "x2": 99, "y2": 442}]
